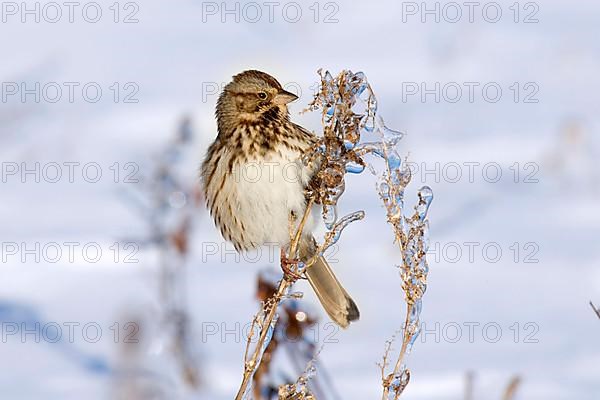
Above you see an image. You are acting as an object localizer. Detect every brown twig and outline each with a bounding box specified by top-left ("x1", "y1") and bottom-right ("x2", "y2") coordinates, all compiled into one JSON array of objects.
[{"x1": 378, "y1": 329, "x2": 402, "y2": 381}]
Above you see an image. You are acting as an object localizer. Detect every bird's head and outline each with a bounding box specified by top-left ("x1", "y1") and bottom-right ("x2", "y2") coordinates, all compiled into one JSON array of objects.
[{"x1": 216, "y1": 70, "x2": 299, "y2": 130}]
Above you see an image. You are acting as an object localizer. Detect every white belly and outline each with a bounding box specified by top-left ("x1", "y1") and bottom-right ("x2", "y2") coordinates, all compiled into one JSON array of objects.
[{"x1": 232, "y1": 146, "x2": 314, "y2": 248}]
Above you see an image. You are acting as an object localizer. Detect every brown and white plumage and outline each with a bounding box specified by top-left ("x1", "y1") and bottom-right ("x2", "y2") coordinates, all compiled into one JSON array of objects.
[{"x1": 201, "y1": 70, "x2": 359, "y2": 327}]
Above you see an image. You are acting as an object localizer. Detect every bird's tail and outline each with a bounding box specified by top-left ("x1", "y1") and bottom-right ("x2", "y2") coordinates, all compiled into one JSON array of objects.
[{"x1": 300, "y1": 236, "x2": 359, "y2": 328}]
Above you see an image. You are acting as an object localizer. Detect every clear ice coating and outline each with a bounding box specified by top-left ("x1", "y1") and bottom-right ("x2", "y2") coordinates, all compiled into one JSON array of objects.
[
  {"x1": 346, "y1": 161, "x2": 365, "y2": 174},
  {"x1": 306, "y1": 68, "x2": 432, "y2": 296},
  {"x1": 244, "y1": 312, "x2": 279, "y2": 386},
  {"x1": 306, "y1": 70, "x2": 369, "y2": 230},
  {"x1": 307, "y1": 70, "x2": 406, "y2": 233},
  {"x1": 385, "y1": 369, "x2": 410, "y2": 400},
  {"x1": 416, "y1": 186, "x2": 433, "y2": 221},
  {"x1": 321, "y1": 210, "x2": 365, "y2": 254},
  {"x1": 322, "y1": 204, "x2": 338, "y2": 230}
]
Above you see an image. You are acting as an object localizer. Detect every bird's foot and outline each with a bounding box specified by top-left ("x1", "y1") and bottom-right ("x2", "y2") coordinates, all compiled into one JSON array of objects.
[{"x1": 280, "y1": 248, "x2": 306, "y2": 282}]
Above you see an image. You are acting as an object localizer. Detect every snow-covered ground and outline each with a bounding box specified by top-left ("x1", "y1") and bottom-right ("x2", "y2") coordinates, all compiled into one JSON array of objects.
[{"x1": 1, "y1": 0, "x2": 599, "y2": 399}]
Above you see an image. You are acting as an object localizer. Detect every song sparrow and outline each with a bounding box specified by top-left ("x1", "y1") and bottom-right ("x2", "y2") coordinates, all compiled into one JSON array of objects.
[{"x1": 201, "y1": 70, "x2": 359, "y2": 328}]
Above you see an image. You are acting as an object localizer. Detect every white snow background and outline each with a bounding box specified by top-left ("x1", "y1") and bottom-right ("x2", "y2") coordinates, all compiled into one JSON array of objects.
[{"x1": 1, "y1": 0, "x2": 599, "y2": 399}]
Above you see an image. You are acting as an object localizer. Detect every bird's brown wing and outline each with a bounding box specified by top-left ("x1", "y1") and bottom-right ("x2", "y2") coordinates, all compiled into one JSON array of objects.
[{"x1": 299, "y1": 235, "x2": 359, "y2": 328}]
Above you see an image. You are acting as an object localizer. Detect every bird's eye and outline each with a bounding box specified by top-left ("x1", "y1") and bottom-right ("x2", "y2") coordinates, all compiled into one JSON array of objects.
[{"x1": 258, "y1": 92, "x2": 267, "y2": 100}]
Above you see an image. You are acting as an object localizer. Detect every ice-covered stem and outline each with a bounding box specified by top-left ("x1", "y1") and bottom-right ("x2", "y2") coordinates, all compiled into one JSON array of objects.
[
  {"x1": 235, "y1": 198, "x2": 315, "y2": 400},
  {"x1": 389, "y1": 192, "x2": 431, "y2": 362},
  {"x1": 303, "y1": 210, "x2": 365, "y2": 270},
  {"x1": 235, "y1": 280, "x2": 288, "y2": 400},
  {"x1": 350, "y1": 78, "x2": 433, "y2": 399},
  {"x1": 380, "y1": 186, "x2": 432, "y2": 400}
]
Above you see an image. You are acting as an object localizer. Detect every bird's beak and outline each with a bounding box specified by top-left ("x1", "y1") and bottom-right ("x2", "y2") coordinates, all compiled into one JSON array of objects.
[{"x1": 273, "y1": 89, "x2": 299, "y2": 105}]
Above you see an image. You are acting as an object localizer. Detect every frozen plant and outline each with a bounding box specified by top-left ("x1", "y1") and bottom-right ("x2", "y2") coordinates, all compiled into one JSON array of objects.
[{"x1": 233, "y1": 70, "x2": 433, "y2": 400}]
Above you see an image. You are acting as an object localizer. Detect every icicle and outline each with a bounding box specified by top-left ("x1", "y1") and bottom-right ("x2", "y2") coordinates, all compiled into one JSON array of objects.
[
  {"x1": 415, "y1": 186, "x2": 433, "y2": 221},
  {"x1": 346, "y1": 161, "x2": 365, "y2": 174},
  {"x1": 322, "y1": 204, "x2": 338, "y2": 230},
  {"x1": 380, "y1": 118, "x2": 404, "y2": 147}
]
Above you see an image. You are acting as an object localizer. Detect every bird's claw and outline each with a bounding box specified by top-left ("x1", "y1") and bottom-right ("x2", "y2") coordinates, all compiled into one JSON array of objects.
[{"x1": 280, "y1": 249, "x2": 306, "y2": 281}]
